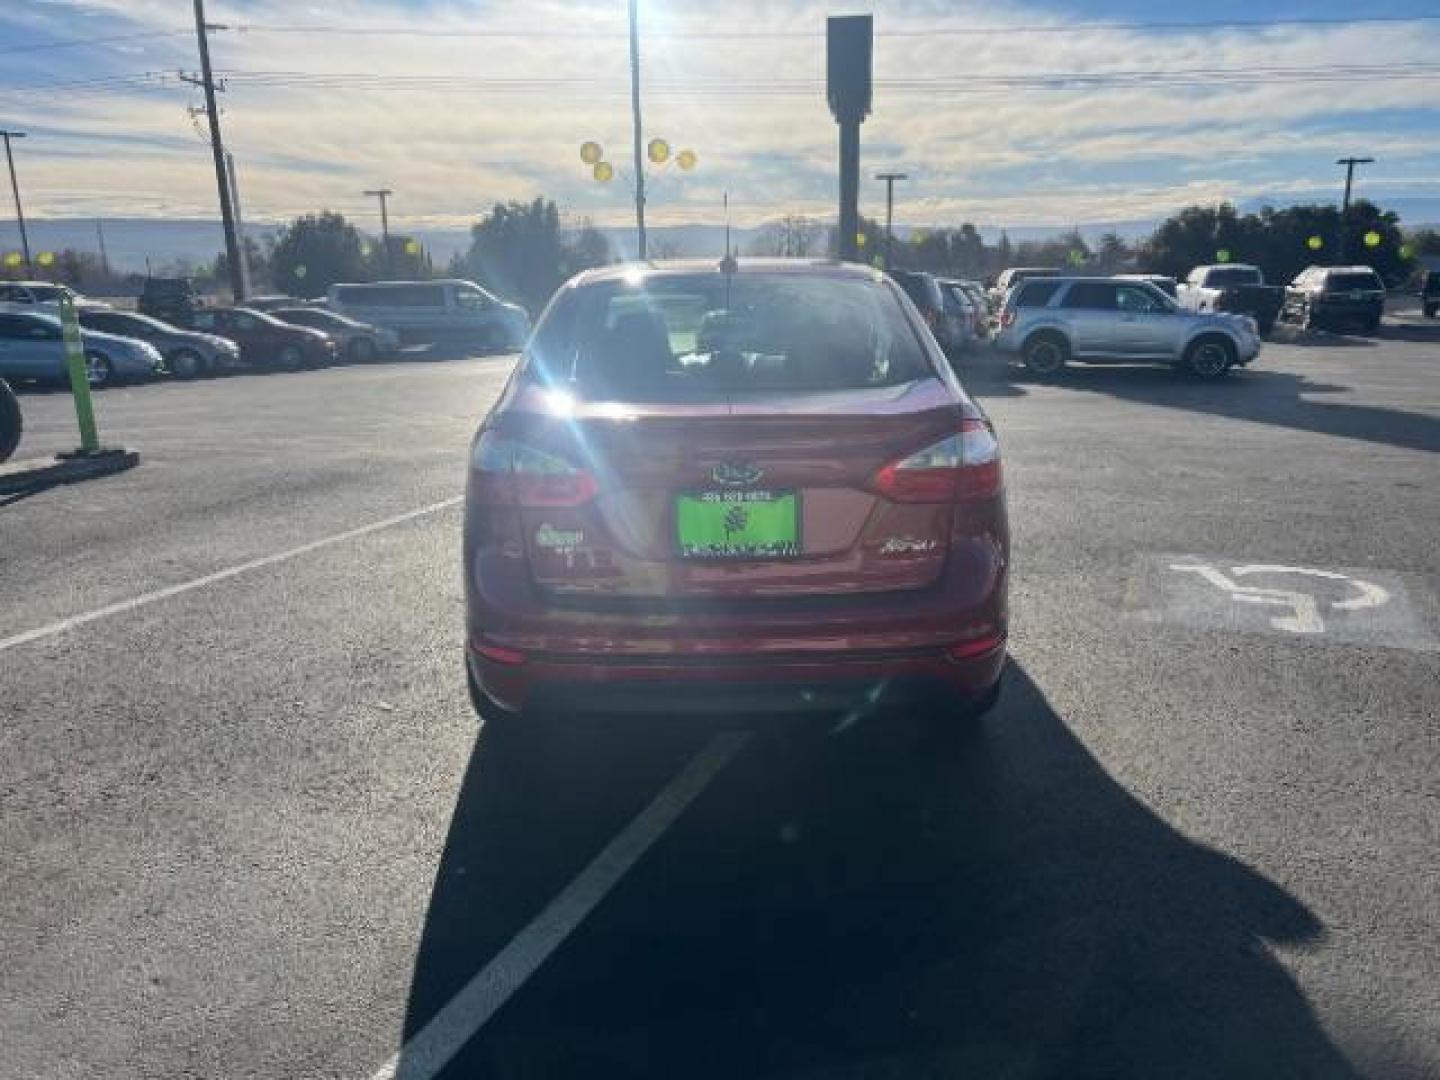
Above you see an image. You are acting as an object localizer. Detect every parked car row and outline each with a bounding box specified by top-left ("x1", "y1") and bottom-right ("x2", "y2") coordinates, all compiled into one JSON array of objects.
[{"x1": 0, "y1": 301, "x2": 404, "y2": 387}]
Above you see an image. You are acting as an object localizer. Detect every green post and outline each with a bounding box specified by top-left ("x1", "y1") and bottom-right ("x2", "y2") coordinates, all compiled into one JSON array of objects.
[{"x1": 57, "y1": 294, "x2": 100, "y2": 453}]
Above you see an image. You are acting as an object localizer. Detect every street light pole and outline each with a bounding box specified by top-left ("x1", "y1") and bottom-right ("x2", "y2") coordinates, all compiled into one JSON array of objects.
[
  {"x1": 1335, "y1": 156, "x2": 1374, "y2": 265},
  {"x1": 1, "y1": 130, "x2": 33, "y2": 272},
  {"x1": 627, "y1": 0, "x2": 647, "y2": 260},
  {"x1": 875, "y1": 171, "x2": 907, "y2": 270},
  {"x1": 363, "y1": 188, "x2": 393, "y2": 273}
]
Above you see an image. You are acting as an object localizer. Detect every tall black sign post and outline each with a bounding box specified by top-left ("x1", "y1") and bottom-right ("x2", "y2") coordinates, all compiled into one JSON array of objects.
[{"x1": 827, "y1": 15, "x2": 872, "y2": 263}]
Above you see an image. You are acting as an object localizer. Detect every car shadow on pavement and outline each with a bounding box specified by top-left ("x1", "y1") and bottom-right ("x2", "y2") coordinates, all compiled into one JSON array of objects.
[
  {"x1": 989, "y1": 360, "x2": 1439, "y2": 455},
  {"x1": 392, "y1": 665, "x2": 1362, "y2": 1079}
]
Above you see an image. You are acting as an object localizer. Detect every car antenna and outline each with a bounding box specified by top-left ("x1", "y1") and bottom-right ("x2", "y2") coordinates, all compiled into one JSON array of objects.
[{"x1": 719, "y1": 191, "x2": 737, "y2": 292}]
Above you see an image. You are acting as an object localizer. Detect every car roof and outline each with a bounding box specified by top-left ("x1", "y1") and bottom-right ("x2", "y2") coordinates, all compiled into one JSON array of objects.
[
  {"x1": 570, "y1": 258, "x2": 883, "y2": 288},
  {"x1": 1321, "y1": 265, "x2": 1381, "y2": 274}
]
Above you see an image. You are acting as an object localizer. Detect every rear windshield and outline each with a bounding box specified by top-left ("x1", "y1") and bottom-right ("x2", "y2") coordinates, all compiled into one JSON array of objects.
[
  {"x1": 1327, "y1": 272, "x2": 1383, "y2": 291},
  {"x1": 1013, "y1": 280, "x2": 1063, "y2": 307},
  {"x1": 526, "y1": 272, "x2": 932, "y2": 401},
  {"x1": 1205, "y1": 267, "x2": 1262, "y2": 287}
]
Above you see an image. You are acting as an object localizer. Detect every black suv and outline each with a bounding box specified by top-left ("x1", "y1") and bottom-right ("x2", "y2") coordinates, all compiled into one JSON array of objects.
[
  {"x1": 138, "y1": 277, "x2": 200, "y2": 323},
  {"x1": 1283, "y1": 265, "x2": 1386, "y2": 333},
  {"x1": 1423, "y1": 270, "x2": 1438, "y2": 319}
]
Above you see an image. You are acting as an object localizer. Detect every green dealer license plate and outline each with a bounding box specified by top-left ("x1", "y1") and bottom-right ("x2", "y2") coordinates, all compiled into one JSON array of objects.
[{"x1": 676, "y1": 490, "x2": 800, "y2": 558}]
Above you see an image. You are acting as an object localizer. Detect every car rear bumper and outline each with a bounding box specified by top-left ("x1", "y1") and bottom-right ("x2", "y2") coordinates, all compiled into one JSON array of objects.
[{"x1": 467, "y1": 638, "x2": 1007, "y2": 716}]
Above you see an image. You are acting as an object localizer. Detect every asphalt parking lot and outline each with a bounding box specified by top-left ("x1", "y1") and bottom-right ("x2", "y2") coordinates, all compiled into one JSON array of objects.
[{"x1": 2, "y1": 313, "x2": 1438, "y2": 1079}]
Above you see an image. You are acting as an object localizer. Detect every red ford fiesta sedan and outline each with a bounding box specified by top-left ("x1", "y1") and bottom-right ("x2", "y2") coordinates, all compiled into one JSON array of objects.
[{"x1": 463, "y1": 259, "x2": 1008, "y2": 723}]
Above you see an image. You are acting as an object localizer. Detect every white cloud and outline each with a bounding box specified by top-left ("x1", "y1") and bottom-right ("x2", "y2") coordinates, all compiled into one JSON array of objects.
[{"x1": 1, "y1": 0, "x2": 1437, "y2": 227}]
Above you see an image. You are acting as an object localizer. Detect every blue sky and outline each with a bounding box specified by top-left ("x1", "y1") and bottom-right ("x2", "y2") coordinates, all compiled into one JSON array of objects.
[{"x1": 1, "y1": 0, "x2": 1438, "y2": 232}]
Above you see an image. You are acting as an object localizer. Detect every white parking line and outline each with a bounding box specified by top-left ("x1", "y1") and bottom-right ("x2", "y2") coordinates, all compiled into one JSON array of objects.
[
  {"x1": 0, "y1": 497, "x2": 462, "y2": 654},
  {"x1": 367, "y1": 730, "x2": 750, "y2": 1080}
]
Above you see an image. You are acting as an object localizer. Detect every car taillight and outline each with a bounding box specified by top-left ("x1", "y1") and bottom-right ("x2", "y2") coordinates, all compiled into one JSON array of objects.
[
  {"x1": 470, "y1": 432, "x2": 598, "y2": 507},
  {"x1": 871, "y1": 418, "x2": 1003, "y2": 503}
]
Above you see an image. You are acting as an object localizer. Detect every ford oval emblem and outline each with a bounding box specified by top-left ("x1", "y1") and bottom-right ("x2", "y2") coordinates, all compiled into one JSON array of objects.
[{"x1": 711, "y1": 461, "x2": 764, "y2": 486}]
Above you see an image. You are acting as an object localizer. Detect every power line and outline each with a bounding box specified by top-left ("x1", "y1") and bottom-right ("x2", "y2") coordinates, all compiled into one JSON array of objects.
[
  {"x1": 226, "y1": 13, "x2": 1440, "y2": 37},
  {"x1": 1, "y1": 12, "x2": 1437, "y2": 54},
  {"x1": 3, "y1": 61, "x2": 1440, "y2": 99}
]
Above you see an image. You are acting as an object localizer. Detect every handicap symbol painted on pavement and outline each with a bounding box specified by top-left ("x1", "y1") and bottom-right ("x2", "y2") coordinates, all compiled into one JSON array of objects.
[
  {"x1": 1130, "y1": 554, "x2": 1435, "y2": 652},
  {"x1": 1168, "y1": 562, "x2": 1390, "y2": 635}
]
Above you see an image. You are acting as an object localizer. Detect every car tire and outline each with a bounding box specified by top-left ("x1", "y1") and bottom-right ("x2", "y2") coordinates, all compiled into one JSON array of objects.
[
  {"x1": 1258, "y1": 317, "x2": 1276, "y2": 338},
  {"x1": 84, "y1": 350, "x2": 114, "y2": 387},
  {"x1": 348, "y1": 336, "x2": 377, "y2": 364},
  {"x1": 168, "y1": 347, "x2": 206, "y2": 380},
  {"x1": 277, "y1": 344, "x2": 304, "y2": 371},
  {"x1": 0, "y1": 379, "x2": 22, "y2": 463},
  {"x1": 1363, "y1": 315, "x2": 1382, "y2": 334},
  {"x1": 1424, "y1": 304, "x2": 1437, "y2": 319},
  {"x1": 1183, "y1": 336, "x2": 1235, "y2": 378},
  {"x1": 1022, "y1": 333, "x2": 1069, "y2": 376}
]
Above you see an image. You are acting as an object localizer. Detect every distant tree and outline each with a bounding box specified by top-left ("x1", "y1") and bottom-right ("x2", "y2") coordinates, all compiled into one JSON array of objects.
[
  {"x1": 374, "y1": 235, "x2": 433, "y2": 280},
  {"x1": 270, "y1": 211, "x2": 370, "y2": 298},
  {"x1": 1405, "y1": 227, "x2": 1440, "y2": 256},
  {"x1": 1093, "y1": 232, "x2": 1133, "y2": 273},
  {"x1": 990, "y1": 231, "x2": 1013, "y2": 279},
  {"x1": 1015, "y1": 229, "x2": 1091, "y2": 270},
  {"x1": 212, "y1": 235, "x2": 273, "y2": 294},
  {"x1": 1142, "y1": 200, "x2": 1414, "y2": 286},
  {"x1": 751, "y1": 215, "x2": 823, "y2": 257},
  {"x1": 561, "y1": 220, "x2": 612, "y2": 278},
  {"x1": 827, "y1": 215, "x2": 885, "y2": 262},
  {"x1": 454, "y1": 198, "x2": 567, "y2": 313},
  {"x1": 1140, "y1": 203, "x2": 1250, "y2": 280}
]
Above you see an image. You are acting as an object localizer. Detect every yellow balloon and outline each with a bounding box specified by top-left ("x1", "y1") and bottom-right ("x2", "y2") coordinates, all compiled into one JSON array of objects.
[
  {"x1": 593, "y1": 161, "x2": 614, "y2": 182},
  {"x1": 294, "y1": 265, "x2": 308, "y2": 278},
  {"x1": 1363, "y1": 230, "x2": 1381, "y2": 248},
  {"x1": 647, "y1": 138, "x2": 670, "y2": 164},
  {"x1": 405, "y1": 239, "x2": 421, "y2": 256},
  {"x1": 1216, "y1": 249, "x2": 1232, "y2": 263},
  {"x1": 36, "y1": 251, "x2": 55, "y2": 267},
  {"x1": 580, "y1": 141, "x2": 602, "y2": 165},
  {"x1": 1307, "y1": 235, "x2": 1324, "y2": 251},
  {"x1": 1401, "y1": 243, "x2": 1415, "y2": 259},
  {"x1": 3, "y1": 252, "x2": 20, "y2": 268},
  {"x1": 856, "y1": 232, "x2": 867, "y2": 247},
  {"x1": 676, "y1": 149, "x2": 697, "y2": 171}
]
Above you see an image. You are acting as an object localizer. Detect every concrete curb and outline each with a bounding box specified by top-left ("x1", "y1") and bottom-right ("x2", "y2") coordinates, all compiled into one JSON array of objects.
[{"x1": 0, "y1": 448, "x2": 140, "y2": 497}]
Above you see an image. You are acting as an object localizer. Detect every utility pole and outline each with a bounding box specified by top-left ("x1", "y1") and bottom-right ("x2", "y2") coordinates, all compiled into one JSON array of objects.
[
  {"x1": 627, "y1": 0, "x2": 646, "y2": 260},
  {"x1": 187, "y1": 0, "x2": 244, "y2": 301},
  {"x1": 1335, "y1": 156, "x2": 1374, "y2": 265},
  {"x1": 1, "y1": 130, "x2": 32, "y2": 272},
  {"x1": 95, "y1": 218, "x2": 109, "y2": 275},
  {"x1": 875, "y1": 172, "x2": 908, "y2": 270},
  {"x1": 363, "y1": 188, "x2": 393, "y2": 274},
  {"x1": 225, "y1": 153, "x2": 251, "y2": 297}
]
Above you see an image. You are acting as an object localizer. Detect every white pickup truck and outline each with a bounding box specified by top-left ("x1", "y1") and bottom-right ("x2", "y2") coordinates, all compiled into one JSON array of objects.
[{"x1": 1176, "y1": 264, "x2": 1284, "y2": 336}]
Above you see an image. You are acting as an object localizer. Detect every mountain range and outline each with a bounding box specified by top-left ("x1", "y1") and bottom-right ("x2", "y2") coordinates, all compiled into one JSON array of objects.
[{"x1": 3, "y1": 196, "x2": 1436, "y2": 273}]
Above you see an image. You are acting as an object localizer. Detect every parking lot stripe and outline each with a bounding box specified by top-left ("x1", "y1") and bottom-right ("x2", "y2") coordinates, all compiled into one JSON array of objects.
[
  {"x1": 0, "y1": 497, "x2": 462, "y2": 654},
  {"x1": 367, "y1": 730, "x2": 750, "y2": 1080}
]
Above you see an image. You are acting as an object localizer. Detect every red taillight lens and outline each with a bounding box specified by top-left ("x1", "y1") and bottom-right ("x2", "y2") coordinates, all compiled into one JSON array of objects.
[
  {"x1": 471, "y1": 432, "x2": 599, "y2": 507},
  {"x1": 871, "y1": 418, "x2": 1003, "y2": 503}
]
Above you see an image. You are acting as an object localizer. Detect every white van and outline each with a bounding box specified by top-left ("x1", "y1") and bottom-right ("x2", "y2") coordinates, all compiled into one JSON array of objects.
[{"x1": 325, "y1": 279, "x2": 529, "y2": 348}]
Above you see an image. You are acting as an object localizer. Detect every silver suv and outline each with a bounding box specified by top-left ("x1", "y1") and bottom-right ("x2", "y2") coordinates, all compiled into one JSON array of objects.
[{"x1": 994, "y1": 277, "x2": 1261, "y2": 378}]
